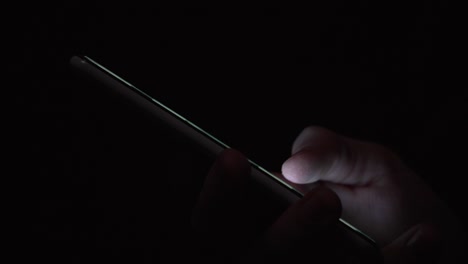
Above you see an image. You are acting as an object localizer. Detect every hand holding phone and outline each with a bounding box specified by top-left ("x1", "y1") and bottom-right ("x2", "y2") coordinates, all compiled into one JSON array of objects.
[
  {"x1": 192, "y1": 148, "x2": 364, "y2": 263},
  {"x1": 70, "y1": 55, "x2": 465, "y2": 263},
  {"x1": 70, "y1": 55, "x2": 382, "y2": 262}
]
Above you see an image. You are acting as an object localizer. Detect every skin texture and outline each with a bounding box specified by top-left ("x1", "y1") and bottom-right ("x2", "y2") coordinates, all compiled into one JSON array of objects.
[
  {"x1": 191, "y1": 149, "x2": 345, "y2": 263},
  {"x1": 191, "y1": 126, "x2": 465, "y2": 263},
  {"x1": 281, "y1": 126, "x2": 440, "y2": 246}
]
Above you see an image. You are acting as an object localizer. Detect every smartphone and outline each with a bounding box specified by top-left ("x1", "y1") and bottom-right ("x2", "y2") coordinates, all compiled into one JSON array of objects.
[{"x1": 70, "y1": 55, "x2": 382, "y2": 262}]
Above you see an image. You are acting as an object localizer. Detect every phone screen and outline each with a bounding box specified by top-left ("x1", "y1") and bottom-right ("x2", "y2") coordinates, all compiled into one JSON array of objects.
[{"x1": 70, "y1": 55, "x2": 381, "y2": 262}]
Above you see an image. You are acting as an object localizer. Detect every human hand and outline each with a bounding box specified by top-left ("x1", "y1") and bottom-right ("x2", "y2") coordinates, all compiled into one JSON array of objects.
[
  {"x1": 191, "y1": 149, "x2": 365, "y2": 263},
  {"x1": 281, "y1": 126, "x2": 465, "y2": 263}
]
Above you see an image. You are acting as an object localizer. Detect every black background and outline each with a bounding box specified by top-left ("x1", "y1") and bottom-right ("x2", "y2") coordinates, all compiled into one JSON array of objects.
[{"x1": 14, "y1": 3, "x2": 466, "y2": 263}]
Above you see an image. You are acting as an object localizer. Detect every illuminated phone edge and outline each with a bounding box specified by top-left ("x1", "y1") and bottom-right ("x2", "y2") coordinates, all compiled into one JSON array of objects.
[
  {"x1": 78, "y1": 55, "x2": 303, "y2": 197},
  {"x1": 69, "y1": 55, "x2": 378, "y2": 248}
]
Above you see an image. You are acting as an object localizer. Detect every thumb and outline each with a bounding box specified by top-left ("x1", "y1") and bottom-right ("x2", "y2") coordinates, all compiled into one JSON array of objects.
[
  {"x1": 383, "y1": 223, "x2": 440, "y2": 264},
  {"x1": 282, "y1": 125, "x2": 403, "y2": 187}
]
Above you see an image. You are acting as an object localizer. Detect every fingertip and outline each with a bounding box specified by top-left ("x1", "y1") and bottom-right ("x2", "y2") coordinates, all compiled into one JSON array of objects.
[
  {"x1": 284, "y1": 126, "x2": 344, "y2": 185},
  {"x1": 281, "y1": 150, "x2": 321, "y2": 184},
  {"x1": 281, "y1": 155, "x2": 306, "y2": 184}
]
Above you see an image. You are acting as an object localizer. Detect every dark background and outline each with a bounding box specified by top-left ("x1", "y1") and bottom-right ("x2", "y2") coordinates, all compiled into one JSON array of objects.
[{"x1": 14, "y1": 3, "x2": 466, "y2": 263}]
